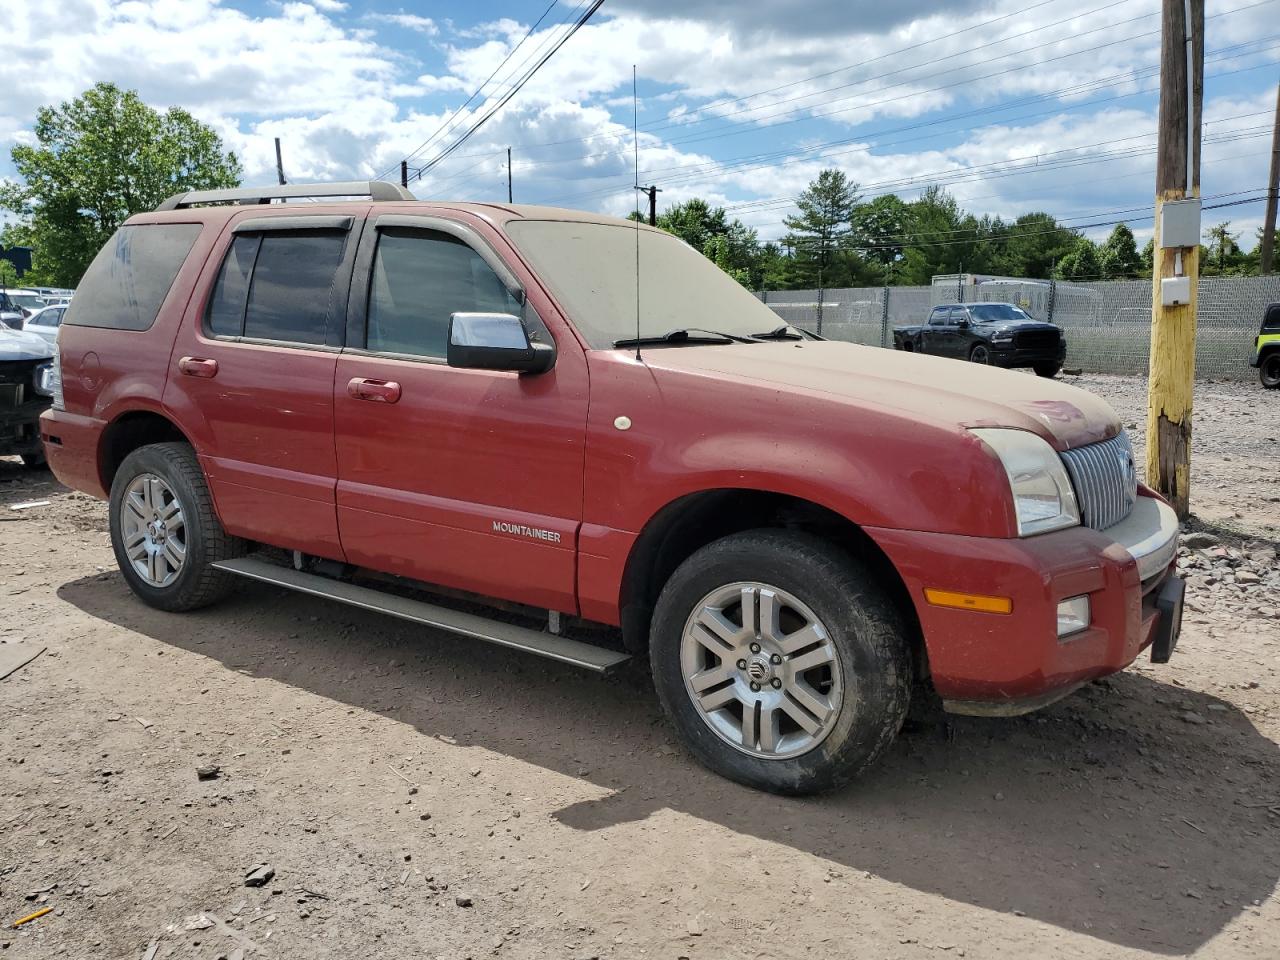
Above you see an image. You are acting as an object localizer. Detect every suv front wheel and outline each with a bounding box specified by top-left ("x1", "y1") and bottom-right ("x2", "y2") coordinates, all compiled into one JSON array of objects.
[
  {"x1": 650, "y1": 530, "x2": 912, "y2": 795},
  {"x1": 109, "y1": 442, "x2": 244, "y2": 611}
]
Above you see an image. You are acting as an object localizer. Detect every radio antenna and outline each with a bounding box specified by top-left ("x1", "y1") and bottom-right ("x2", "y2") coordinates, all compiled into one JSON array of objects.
[{"x1": 632, "y1": 64, "x2": 642, "y2": 363}]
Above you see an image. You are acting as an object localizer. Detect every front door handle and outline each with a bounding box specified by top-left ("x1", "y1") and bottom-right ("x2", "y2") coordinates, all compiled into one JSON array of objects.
[
  {"x1": 179, "y1": 356, "x2": 219, "y2": 378},
  {"x1": 347, "y1": 377, "x2": 402, "y2": 404}
]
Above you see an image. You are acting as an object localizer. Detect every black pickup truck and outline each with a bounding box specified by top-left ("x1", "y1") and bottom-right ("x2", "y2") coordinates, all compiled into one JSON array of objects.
[{"x1": 893, "y1": 302, "x2": 1067, "y2": 378}]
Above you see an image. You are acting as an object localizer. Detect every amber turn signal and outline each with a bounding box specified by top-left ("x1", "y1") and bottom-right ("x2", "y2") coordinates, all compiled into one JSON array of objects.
[{"x1": 923, "y1": 588, "x2": 1013, "y2": 615}]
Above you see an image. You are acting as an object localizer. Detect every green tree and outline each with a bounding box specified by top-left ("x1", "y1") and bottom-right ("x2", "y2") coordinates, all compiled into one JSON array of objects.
[
  {"x1": 654, "y1": 198, "x2": 760, "y2": 286},
  {"x1": 992, "y1": 212, "x2": 1077, "y2": 279},
  {"x1": 703, "y1": 234, "x2": 750, "y2": 287},
  {"x1": 1098, "y1": 223, "x2": 1143, "y2": 279},
  {"x1": 782, "y1": 169, "x2": 860, "y2": 288},
  {"x1": 1202, "y1": 221, "x2": 1246, "y2": 275},
  {"x1": 898, "y1": 186, "x2": 992, "y2": 283},
  {"x1": 1053, "y1": 235, "x2": 1101, "y2": 281},
  {"x1": 850, "y1": 193, "x2": 909, "y2": 268},
  {"x1": 1, "y1": 82, "x2": 242, "y2": 287},
  {"x1": 1140, "y1": 237, "x2": 1155, "y2": 277}
]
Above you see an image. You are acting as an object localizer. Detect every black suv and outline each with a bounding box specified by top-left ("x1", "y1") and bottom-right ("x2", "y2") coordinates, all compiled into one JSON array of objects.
[{"x1": 894, "y1": 302, "x2": 1067, "y2": 378}]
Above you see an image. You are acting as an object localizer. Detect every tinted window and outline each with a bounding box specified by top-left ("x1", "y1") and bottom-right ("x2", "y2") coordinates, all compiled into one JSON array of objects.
[
  {"x1": 1263, "y1": 306, "x2": 1280, "y2": 332},
  {"x1": 64, "y1": 223, "x2": 202, "y2": 331},
  {"x1": 243, "y1": 232, "x2": 346, "y2": 345},
  {"x1": 928, "y1": 307, "x2": 949, "y2": 325},
  {"x1": 206, "y1": 235, "x2": 260, "y2": 337},
  {"x1": 367, "y1": 229, "x2": 521, "y2": 359}
]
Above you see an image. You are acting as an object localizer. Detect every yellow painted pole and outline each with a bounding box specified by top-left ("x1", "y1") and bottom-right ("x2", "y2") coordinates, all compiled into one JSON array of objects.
[{"x1": 1146, "y1": 0, "x2": 1203, "y2": 520}]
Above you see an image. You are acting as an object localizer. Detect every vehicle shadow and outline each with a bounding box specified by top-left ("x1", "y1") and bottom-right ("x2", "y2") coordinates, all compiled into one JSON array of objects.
[{"x1": 59, "y1": 574, "x2": 1280, "y2": 955}]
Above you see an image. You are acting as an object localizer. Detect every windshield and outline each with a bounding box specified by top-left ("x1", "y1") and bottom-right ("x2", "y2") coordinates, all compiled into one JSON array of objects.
[
  {"x1": 967, "y1": 303, "x2": 1032, "y2": 323},
  {"x1": 505, "y1": 220, "x2": 782, "y2": 349}
]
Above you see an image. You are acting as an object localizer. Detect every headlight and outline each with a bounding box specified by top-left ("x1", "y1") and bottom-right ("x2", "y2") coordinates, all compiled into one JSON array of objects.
[
  {"x1": 991, "y1": 332, "x2": 1013, "y2": 342},
  {"x1": 34, "y1": 361, "x2": 54, "y2": 397},
  {"x1": 971, "y1": 428, "x2": 1080, "y2": 536},
  {"x1": 35, "y1": 356, "x2": 64, "y2": 409}
]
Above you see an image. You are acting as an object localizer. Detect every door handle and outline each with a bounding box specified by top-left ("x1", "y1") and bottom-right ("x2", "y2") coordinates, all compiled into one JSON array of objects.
[
  {"x1": 347, "y1": 377, "x2": 402, "y2": 403},
  {"x1": 179, "y1": 356, "x2": 219, "y2": 378}
]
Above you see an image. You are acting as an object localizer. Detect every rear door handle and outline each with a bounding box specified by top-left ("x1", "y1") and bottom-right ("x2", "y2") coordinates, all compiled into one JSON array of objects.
[
  {"x1": 347, "y1": 377, "x2": 402, "y2": 404},
  {"x1": 179, "y1": 356, "x2": 219, "y2": 378}
]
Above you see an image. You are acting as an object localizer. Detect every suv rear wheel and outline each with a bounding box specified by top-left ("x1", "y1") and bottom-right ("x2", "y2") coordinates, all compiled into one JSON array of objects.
[
  {"x1": 1261, "y1": 351, "x2": 1280, "y2": 389},
  {"x1": 109, "y1": 442, "x2": 244, "y2": 611},
  {"x1": 649, "y1": 530, "x2": 911, "y2": 795},
  {"x1": 1033, "y1": 362, "x2": 1061, "y2": 378}
]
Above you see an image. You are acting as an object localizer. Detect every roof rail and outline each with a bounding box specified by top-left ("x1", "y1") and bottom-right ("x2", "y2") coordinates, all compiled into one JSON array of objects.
[{"x1": 154, "y1": 181, "x2": 415, "y2": 212}]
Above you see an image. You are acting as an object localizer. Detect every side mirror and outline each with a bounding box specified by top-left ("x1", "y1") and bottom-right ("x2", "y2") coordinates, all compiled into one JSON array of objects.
[{"x1": 447, "y1": 312, "x2": 554, "y2": 374}]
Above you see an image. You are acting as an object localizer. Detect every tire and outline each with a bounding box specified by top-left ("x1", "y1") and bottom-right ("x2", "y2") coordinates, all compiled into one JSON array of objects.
[
  {"x1": 1261, "y1": 352, "x2": 1280, "y2": 389},
  {"x1": 20, "y1": 451, "x2": 46, "y2": 468},
  {"x1": 108, "y1": 442, "x2": 245, "y2": 612},
  {"x1": 969, "y1": 344, "x2": 991, "y2": 364},
  {"x1": 1033, "y1": 362, "x2": 1061, "y2": 379},
  {"x1": 649, "y1": 530, "x2": 912, "y2": 795}
]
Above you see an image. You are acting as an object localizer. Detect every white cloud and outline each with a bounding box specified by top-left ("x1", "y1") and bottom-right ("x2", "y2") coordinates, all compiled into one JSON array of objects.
[
  {"x1": 368, "y1": 12, "x2": 439, "y2": 35},
  {"x1": 0, "y1": 0, "x2": 1271, "y2": 251}
]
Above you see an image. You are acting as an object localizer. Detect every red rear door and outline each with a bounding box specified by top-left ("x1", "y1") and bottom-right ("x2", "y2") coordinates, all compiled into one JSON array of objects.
[
  {"x1": 165, "y1": 211, "x2": 364, "y2": 560},
  {"x1": 332, "y1": 213, "x2": 589, "y2": 613}
]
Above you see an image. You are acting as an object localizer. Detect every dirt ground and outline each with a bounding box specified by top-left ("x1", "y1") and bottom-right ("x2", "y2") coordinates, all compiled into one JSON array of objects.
[{"x1": 0, "y1": 373, "x2": 1277, "y2": 960}]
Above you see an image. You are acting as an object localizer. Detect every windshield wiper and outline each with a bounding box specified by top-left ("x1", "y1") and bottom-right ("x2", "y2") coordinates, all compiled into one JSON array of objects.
[
  {"x1": 750, "y1": 324, "x2": 823, "y2": 341},
  {"x1": 613, "y1": 327, "x2": 758, "y2": 348}
]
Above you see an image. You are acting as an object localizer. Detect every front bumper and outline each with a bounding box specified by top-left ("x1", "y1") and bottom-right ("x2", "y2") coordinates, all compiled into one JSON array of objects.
[
  {"x1": 0, "y1": 400, "x2": 50, "y2": 458},
  {"x1": 867, "y1": 494, "x2": 1181, "y2": 713},
  {"x1": 989, "y1": 342, "x2": 1067, "y2": 368}
]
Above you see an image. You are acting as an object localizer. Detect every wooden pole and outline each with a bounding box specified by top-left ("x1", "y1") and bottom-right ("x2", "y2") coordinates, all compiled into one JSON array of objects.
[
  {"x1": 1259, "y1": 79, "x2": 1280, "y2": 275},
  {"x1": 1146, "y1": 0, "x2": 1203, "y2": 520}
]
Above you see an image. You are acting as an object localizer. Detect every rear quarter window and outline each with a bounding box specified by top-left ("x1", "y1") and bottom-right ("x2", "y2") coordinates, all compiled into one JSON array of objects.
[{"x1": 63, "y1": 223, "x2": 202, "y2": 331}]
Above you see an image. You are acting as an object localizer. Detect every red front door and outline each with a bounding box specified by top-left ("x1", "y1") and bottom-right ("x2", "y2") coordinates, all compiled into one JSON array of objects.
[{"x1": 332, "y1": 213, "x2": 589, "y2": 613}]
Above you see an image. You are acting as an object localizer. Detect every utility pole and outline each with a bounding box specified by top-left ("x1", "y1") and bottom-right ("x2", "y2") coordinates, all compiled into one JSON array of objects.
[
  {"x1": 507, "y1": 147, "x2": 513, "y2": 204},
  {"x1": 1259, "y1": 78, "x2": 1280, "y2": 274},
  {"x1": 636, "y1": 185, "x2": 661, "y2": 226},
  {"x1": 401, "y1": 160, "x2": 409, "y2": 190},
  {"x1": 274, "y1": 138, "x2": 286, "y2": 185},
  {"x1": 1146, "y1": 0, "x2": 1203, "y2": 519}
]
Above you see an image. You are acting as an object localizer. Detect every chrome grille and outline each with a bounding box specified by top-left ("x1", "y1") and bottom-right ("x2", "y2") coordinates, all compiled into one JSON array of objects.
[{"x1": 1060, "y1": 432, "x2": 1137, "y2": 531}]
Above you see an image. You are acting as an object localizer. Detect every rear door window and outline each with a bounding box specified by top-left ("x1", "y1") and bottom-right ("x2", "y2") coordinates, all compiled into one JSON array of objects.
[
  {"x1": 928, "y1": 307, "x2": 949, "y2": 325},
  {"x1": 205, "y1": 229, "x2": 348, "y2": 346},
  {"x1": 63, "y1": 223, "x2": 202, "y2": 331}
]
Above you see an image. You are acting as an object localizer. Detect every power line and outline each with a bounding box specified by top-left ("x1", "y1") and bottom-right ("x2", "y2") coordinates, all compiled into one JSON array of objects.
[
  {"x1": 528, "y1": 36, "x2": 1279, "y2": 207},
  {"x1": 372, "y1": 0, "x2": 567, "y2": 181},
  {"x1": 411, "y1": 0, "x2": 1274, "y2": 175},
  {"x1": 405, "y1": 0, "x2": 605, "y2": 179}
]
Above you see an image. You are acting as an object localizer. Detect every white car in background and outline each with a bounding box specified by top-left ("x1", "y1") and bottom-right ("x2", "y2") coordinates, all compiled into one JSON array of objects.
[{"x1": 24, "y1": 304, "x2": 66, "y2": 346}]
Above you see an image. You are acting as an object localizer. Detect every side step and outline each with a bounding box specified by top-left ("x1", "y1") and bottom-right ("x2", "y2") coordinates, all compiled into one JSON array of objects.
[{"x1": 211, "y1": 557, "x2": 630, "y2": 675}]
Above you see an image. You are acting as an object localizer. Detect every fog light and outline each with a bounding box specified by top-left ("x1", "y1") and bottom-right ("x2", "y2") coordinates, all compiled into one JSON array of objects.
[{"x1": 1057, "y1": 595, "x2": 1091, "y2": 638}]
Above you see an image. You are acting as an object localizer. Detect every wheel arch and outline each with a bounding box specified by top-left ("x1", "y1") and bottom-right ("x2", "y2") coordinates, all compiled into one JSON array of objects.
[
  {"x1": 98, "y1": 410, "x2": 193, "y2": 494},
  {"x1": 618, "y1": 488, "x2": 925, "y2": 673}
]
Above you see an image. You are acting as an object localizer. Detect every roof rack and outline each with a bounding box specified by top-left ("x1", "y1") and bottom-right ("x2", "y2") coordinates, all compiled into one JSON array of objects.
[{"x1": 154, "y1": 181, "x2": 415, "y2": 212}]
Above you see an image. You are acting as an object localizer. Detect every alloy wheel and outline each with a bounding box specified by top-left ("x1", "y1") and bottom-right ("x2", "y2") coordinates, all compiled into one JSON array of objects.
[
  {"x1": 680, "y1": 582, "x2": 844, "y2": 759},
  {"x1": 120, "y1": 473, "x2": 188, "y2": 587}
]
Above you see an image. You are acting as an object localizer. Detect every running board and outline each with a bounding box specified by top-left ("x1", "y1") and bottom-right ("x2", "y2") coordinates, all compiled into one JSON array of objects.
[{"x1": 211, "y1": 557, "x2": 630, "y2": 675}]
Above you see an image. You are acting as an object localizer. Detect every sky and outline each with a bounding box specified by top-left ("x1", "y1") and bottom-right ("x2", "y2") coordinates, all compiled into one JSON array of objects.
[{"x1": 1, "y1": 0, "x2": 1277, "y2": 252}]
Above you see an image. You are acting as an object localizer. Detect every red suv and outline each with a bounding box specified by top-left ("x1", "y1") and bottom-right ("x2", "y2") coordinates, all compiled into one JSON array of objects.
[{"x1": 41, "y1": 182, "x2": 1184, "y2": 794}]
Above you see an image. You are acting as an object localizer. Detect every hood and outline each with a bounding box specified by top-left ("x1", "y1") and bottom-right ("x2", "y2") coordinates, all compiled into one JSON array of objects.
[
  {"x1": 0, "y1": 325, "x2": 55, "y2": 361},
  {"x1": 645, "y1": 340, "x2": 1118, "y2": 451},
  {"x1": 973, "y1": 319, "x2": 1060, "y2": 335}
]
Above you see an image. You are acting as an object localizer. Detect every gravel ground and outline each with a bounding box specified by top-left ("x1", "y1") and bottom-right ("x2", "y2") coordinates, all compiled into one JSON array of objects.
[{"x1": 0, "y1": 373, "x2": 1277, "y2": 960}]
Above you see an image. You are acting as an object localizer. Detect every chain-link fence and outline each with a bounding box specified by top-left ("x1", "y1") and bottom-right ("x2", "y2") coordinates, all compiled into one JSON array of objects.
[{"x1": 758, "y1": 275, "x2": 1278, "y2": 379}]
